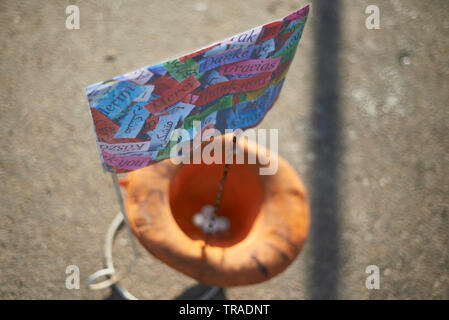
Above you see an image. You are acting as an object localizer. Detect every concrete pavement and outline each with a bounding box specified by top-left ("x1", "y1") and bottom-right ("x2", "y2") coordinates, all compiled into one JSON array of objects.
[{"x1": 0, "y1": 0, "x2": 447, "y2": 299}]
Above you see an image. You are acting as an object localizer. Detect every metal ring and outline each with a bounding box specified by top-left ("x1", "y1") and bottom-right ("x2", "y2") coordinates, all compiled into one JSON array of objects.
[
  {"x1": 86, "y1": 213, "x2": 135, "y2": 292},
  {"x1": 87, "y1": 212, "x2": 220, "y2": 300},
  {"x1": 86, "y1": 268, "x2": 117, "y2": 290}
]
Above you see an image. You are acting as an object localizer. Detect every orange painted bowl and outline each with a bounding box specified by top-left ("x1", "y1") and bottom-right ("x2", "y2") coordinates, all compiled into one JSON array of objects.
[{"x1": 119, "y1": 134, "x2": 309, "y2": 287}]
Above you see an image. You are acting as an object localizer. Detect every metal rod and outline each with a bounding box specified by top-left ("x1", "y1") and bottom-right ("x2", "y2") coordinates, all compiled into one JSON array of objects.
[
  {"x1": 111, "y1": 172, "x2": 140, "y2": 260},
  {"x1": 86, "y1": 172, "x2": 139, "y2": 290}
]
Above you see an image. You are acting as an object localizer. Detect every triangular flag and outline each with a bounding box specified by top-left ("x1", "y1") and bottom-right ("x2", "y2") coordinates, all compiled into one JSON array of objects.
[{"x1": 85, "y1": 4, "x2": 310, "y2": 173}]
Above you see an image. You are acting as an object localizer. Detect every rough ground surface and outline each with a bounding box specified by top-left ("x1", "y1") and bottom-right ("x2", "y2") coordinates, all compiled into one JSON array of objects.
[{"x1": 0, "y1": 0, "x2": 448, "y2": 299}]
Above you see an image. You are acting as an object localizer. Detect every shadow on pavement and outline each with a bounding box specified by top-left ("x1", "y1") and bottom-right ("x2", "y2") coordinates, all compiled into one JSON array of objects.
[
  {"x1": 104, "y1": 284, "x2": 227, "y2": 300},
  {"x1": 174, "y1": 284, "x2": 227, "y2": 300},
  {"x1": 308, "y1": 0, "x2": 342, "y2": 299}
]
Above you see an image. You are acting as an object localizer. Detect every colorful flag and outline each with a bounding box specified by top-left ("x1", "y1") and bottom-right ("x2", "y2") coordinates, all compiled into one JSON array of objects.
[{"x1": 85, "y1": 5, "x2": 310, "y2": 173}]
